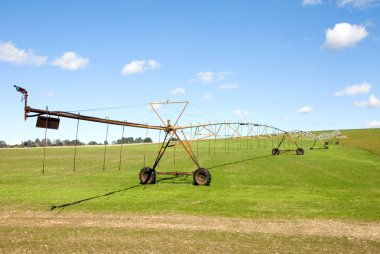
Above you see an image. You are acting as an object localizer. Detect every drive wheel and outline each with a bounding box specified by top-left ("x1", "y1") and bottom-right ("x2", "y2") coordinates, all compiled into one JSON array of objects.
[
  {"x1": 193, "y1": 168, "x2": 211, "y2": 186},
  {"x1": 272, "y1": 148, "x2": 280, "y2": 155},
  {"x1": 139, "y1": 167, "x2": 156, "y2": 184},
  {"x1": 296, "y1": 148, "x2": 304, "y2": 155}
]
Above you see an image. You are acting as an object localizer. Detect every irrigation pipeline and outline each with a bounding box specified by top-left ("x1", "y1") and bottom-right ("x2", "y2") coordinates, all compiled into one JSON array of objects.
[
  {"x1": 15, "y1": 86, "x2": 283, "y2": 132},
  {"x1": 177, "y1": 122, "x2": 284, "y2": 131},
  {"x1": 15, "y1": 85, "x2": 333, "y2": 149},
  {"x1": 175, "y1": 122, "x2": 287, "y2": 139},
  {"x1": 25, "y1": 106, "x2": 166, "y2": 131}
]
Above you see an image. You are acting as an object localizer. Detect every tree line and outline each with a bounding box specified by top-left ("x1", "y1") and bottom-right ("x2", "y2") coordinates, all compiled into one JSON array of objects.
[{"x1": 0, "y1": 137, "x2": 153, "y2": 148}]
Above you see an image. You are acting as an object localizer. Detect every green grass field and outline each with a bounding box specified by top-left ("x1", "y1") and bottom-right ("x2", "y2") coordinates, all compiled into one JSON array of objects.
[{"x1": 1, "y1": 128, "x2": 380, "y2": 253}]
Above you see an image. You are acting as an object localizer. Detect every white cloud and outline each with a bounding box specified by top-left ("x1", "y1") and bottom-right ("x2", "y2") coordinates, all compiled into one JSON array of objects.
[
  {"x1": 302, "y1": 0, "x2": 322, "y2": 5},
  {"x1": 298, "y1": 106, "x2": 314, "y2": 113},
  {"x1": 0, "y1": 40, "x2": 46, "y2": 66},
  {"x1": 364, "y1": 120, "x2": 380, "y2": 128},
  {"x1": 233, "y1": 109, "x2": 249, "y2": 118},
  {"x1": 323, "y1": 23, "x2": 368, "y2": 50},
  {"x1": 334, "y1": 81, "x2": 372, "y2": 97},
  {"x1": 194, "y1": 71, "x2": 232, "y2": 83},
  {"x1": 121, "y1": 59, "x2": 161, "y2": 75},
  {"x1": 354, "y1": 94, "x2": 380, "y2": 108},
  {"x1": 202, "y1": 93, "x2": 213, "y2": 100},
  {"x1": 170, "y1": 87, "x2": 186, "y2": 95},
  {"x1": 337, "y1": 0, "x2": 380, "y2": 9},
  {"x1": 52, "y1": 51, "x2": 89, "y2": 70},
  {"x1": 146, "y1": 59, "x2": 160, "y2": 69},
  {"x1": 219, "y1": 83, "x2": 238, "y2": 90}
]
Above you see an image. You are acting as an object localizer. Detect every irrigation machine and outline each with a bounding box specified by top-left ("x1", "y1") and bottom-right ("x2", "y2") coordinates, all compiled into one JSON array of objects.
[{"x1": 15, "y1": 85, "x2": 315, "y2": 186}]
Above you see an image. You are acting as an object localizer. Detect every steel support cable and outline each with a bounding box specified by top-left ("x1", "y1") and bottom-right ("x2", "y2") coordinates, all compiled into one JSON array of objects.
[
  {"x1": 189, "y1": 102, "x2": 220, "y2": 122},
  {"x1": 42, "y1": 106, "x2": 48, "y2": 174},
  {"x1": 173, "y1": 139, "x2": 176, "y2": 166},
  {"x1": 224, "y1": 122, "x2": 227, "y2": 154},
  {"x1": 196, "y1": 124, "x2": 199, "y2": 160},
  {"x1": 73, "y1": 115, "x2": 80, "y2": 172},
  {"x1": 246, "y1": 124, "x2": 249, "y2": 150},
  {"x1": 65, "y1": 103, "x2": 147, "y2": 114},
  {"x1": 239, "y1": 123, "x2": 242, "y2": 152},
  {"x1": 213, "y1": 122, "x2": 217, "y2": 156},
  {"x1": 208, "y1": 122, "x2": 211, "y2": 157},
  {"x1": 227, "y1": 124, "x2": 230, "y2": 154},
  {"x1": 103, "y1": 117, "x2": 109, "y2": 171},
  {"x1": 144, "y1": 123, "x2": 149, "y2": 167},
  {"x1": 118, "y1": 123, "x2": 126, "y2": 171}
]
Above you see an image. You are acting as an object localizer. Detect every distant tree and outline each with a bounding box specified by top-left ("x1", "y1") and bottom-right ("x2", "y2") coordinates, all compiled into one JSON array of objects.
[
  {"x1": 115, "y1": 137, "x2": 134, "y2": 144},
  {"x1": 88, "y1": 141, "x2": 99, "y2": 145},
  {"x1": 34, "y1": 138, "x2": 41, "y2": 147},
  {"x1": 143, "y1": 137, "x2": 153, "y2": 143},
  {"x1": 0, "y1": 140, "x2": 7, "y2": 148},
  {"x1": 115, "y1": 138, "x2": 124, "y2": 144},
  {"x1": 62, "y1": 139, "x2": 71, "y2": 146},
  {"x1": 114, "y1": 136, "x2": 153, "y2": 144},
  {"x1": 72, "y1": 139, "x2": 84, "y2": 146},
  {"x1": 25, "y1": 140, "x2": 36, "y2": 147},
  {"x1": 52, "y1": 139, "x2": 63, "y2": 146},
  {"x1": 41, "y1": 138, "x2": 52, "y2": 146}
]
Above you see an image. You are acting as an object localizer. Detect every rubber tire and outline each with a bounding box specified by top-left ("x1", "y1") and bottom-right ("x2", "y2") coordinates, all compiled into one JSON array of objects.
[
  {"x1": 272, "y1": 148, "x2": 280, "y2": 155},
  {"x1": 139, "y1": 167, "x2": 156, "y2": 184},
  {"x1": 193, "y1": 168, "x2": 211, "y2": 186},
  {"x1": 296, "y1": 148, "x2": 304, "y2": 155}
]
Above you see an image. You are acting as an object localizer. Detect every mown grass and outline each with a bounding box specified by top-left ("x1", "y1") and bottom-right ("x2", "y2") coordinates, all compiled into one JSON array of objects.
[{"x1": 0, "y1": 129, "x2": 379, "y2": 221}]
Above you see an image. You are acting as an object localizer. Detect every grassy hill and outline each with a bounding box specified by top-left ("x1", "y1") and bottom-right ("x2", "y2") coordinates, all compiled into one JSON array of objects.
[{"x1": 338, "y1": 128, "x2": 380, "y2": 156}]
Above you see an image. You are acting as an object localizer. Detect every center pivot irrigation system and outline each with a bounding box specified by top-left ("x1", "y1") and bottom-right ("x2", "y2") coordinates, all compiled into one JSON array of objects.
[{"x1": 15, "y1": 85, "x2": 316, "y2": 186}]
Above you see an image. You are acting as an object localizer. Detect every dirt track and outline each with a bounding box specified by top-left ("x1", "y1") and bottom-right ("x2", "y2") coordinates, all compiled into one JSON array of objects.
[{"x1": 1, "y1": 210, "x2": 379, "y2": 241}]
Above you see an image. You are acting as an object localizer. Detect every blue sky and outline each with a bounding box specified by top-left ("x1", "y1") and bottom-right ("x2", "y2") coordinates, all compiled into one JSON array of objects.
[{"x1": 1, "y1": 0, "x2": 380, "y2": 144}]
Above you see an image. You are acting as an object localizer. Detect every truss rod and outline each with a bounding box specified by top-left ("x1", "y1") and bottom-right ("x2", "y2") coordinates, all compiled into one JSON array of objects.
[{"x1": 25, "y1": 106, "x2": 166, "y2": 131}]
